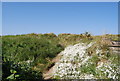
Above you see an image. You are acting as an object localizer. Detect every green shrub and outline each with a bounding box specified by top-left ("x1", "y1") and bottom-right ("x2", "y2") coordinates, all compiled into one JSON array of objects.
[
  {"x1": 2, "y1": 58, "x2": 43, "y2": 81},
  {"x1": 2, "y1": 34, "x2": 64, "y2": 80}
]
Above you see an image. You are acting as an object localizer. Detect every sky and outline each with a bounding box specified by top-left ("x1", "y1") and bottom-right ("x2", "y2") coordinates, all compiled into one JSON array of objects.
[
  {"x1": 1, "y1": 0, "x2": 120, "y2": 2},
  {"x1": 2, "y1": 2, "x2": 118, "y2": 35},
  {"x1": 0, "y1": 2, "x2": 2, "y2": 35}
]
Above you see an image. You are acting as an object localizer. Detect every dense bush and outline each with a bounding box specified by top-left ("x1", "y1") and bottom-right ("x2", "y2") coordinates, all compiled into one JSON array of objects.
[
  {"x1": 2, "y1": 58, "x2": 43, "y2": 81},
  {"x1": 2, "y1": 35, "x2": 63, "y2": 62},
  {"x1": 2, "y1": 34, "x2": 63, "y2": 80}
]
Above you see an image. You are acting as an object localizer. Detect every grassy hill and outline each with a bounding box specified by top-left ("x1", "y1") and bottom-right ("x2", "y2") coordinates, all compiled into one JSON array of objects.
[{"x1": 1, "y1": 33, "x2": 119, "y2": 80}]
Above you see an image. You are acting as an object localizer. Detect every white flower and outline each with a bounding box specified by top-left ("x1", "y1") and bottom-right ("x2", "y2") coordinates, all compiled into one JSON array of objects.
[{"x1": 53, "y1": 42, "x2": 118, "y2": 79}]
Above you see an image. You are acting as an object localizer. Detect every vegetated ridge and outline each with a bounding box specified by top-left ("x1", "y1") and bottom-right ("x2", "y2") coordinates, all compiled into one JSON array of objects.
[{"x1": 1, "y1": 33, "x2": 119, "y2": 80}]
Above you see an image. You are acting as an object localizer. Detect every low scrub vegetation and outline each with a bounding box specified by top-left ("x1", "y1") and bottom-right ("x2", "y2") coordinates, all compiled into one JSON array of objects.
[
  {"x1": 1, "y1": 33, "x2": 119, "y2": 80},
  {"x1": 2, "y1": 34, "x2": 63, "y2": 80}
]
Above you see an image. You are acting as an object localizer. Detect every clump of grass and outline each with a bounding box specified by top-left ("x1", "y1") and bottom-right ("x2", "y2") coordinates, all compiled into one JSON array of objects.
[{"x1": 80, "y1": 63, "x2": 96, "y2": 76}]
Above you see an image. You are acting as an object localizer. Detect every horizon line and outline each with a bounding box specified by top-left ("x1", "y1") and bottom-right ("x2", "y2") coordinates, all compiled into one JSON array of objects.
[{"x1": 1, "y1": 32, "x2": 119, "y2": 36}]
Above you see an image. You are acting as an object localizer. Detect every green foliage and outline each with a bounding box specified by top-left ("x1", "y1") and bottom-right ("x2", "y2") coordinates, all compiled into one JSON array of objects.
[
  {"x1": 2, "y1": 33, "x2": 119, "y2": 80},
  {"x1": 2, "y1": 35, "x2": 63, "y2": 63},
  {"x1": 80, "y1": 62, "x2": 96, "y2": 76},
  {"x1": 89, "y1": 55, "x2": 100, "y2": 63},
  {"x1": 2, "y1": 58, "x2": 43, "y2": 81},
  {"x1": 2, "y1": 34, "x2": 64, "y2": 80}
]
